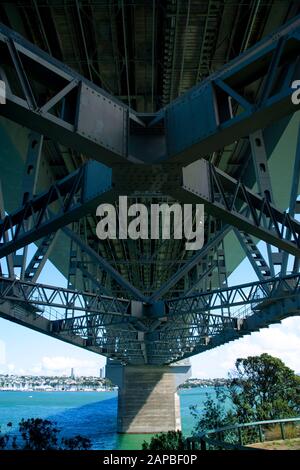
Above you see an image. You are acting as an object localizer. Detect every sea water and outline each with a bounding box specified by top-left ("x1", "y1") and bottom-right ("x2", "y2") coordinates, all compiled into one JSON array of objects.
[{"x1": 0, "y1": 386, "x2": 219, "y2": 450}]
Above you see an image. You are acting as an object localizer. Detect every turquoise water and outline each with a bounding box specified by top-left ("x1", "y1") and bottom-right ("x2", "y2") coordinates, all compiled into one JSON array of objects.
[{"x1": 0, "y1": 387, "x2": 217, "y2": 450}]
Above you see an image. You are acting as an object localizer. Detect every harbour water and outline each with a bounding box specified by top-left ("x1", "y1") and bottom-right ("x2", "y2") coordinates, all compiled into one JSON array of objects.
[{"x1": 0, "y1": 387, "x2": 218, "y2": 450}]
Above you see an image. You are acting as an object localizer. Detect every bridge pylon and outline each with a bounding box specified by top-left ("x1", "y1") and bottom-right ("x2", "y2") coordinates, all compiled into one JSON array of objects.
[{"x1": 106, "y1": 360, "x2": 191, "y2": 434}]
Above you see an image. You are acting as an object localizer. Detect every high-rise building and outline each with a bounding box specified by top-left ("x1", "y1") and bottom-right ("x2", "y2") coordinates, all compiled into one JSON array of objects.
[{"x1": 70, "y1": 368, "x2": 75, "y2": 379}]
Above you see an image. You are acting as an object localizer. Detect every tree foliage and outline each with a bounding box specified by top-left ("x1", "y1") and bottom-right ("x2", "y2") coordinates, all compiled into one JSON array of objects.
[
  {"x1": 143, "y1": 354, "x2": 300, "y2": 450},
  {"x1": 193, "y1": 353, "x2": 300, "y2": 434},
  {"x1": 142, "y1": 430, "x2": 185, "y2": 450},
  {"x1": 190, "y1": 395, "x2": 236, "y2": 435},
  {"x1": 0, "y1": 418, "x2": 92, "y2": 450}
]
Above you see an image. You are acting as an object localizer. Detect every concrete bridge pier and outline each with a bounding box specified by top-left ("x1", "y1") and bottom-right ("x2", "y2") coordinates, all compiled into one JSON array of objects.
[{"x1": 106, "y1": 361, "x2": 191, "y2": 434}]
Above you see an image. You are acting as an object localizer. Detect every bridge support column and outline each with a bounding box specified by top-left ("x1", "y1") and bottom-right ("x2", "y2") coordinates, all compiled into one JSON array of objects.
[{"x1": 106, "y1": 361, "x2": 191, "y2": 434}]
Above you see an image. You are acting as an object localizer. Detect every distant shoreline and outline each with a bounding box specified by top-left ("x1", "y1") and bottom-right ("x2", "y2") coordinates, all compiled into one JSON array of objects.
[
  {"x1": 0, "y1": 389, "x2": 117, "y2": 393},
  {"x1": 0, "y1": 386, "x2": 210, "y2": 393}
]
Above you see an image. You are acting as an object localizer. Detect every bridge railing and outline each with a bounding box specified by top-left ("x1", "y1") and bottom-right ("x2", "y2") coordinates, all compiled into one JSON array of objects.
[{"x1": 185, "y1": 417, "x2": 300, "y2": 450}]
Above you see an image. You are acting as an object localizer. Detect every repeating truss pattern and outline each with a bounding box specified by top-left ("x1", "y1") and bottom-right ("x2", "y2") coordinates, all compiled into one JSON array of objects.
[
  {"x1": 0, "y1": 9, "x2": 300, "y2": 365},
  {"x1": 1, "y1": 274, "x2": 300, "y2": 364}
]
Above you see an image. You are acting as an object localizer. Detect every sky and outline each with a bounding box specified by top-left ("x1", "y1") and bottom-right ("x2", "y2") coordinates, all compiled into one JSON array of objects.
[{"x1": 0, "y1": 241, "x2": 300, "y2": 379}]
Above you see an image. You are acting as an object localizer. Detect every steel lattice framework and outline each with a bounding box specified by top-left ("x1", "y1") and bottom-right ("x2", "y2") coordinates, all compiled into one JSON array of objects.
[
  {"x1": 0, "y1": 12, "x2": 300, "y2": 364},
  {"x1": 0, "y1": 273, "x2": 300, "y2": 364}
]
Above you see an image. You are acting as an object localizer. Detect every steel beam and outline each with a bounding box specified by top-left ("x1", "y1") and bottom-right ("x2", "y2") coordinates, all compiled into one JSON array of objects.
[
  {"x1": 0, "y1": 23, "x2": 130, "y2": 166},
  {"x1": 0, "y1": 161, "x2": 114, "y2": 258},
  {"x1": 0, "y1": 18, "x2": 300, "y2": 165},
  {"x1": 170, "y1": 159, "x2": 300, "y2": 258},
  {"x1": 162, "y1": 15, "x2": 300, "y2": 164},
  {"x1": 149, "y1": 224, "x2": 231, "y2": 301},
  {"x1": 1, "y1": 274, "x2": 299, "y2": 365},
  {"x1": 180, "y1": 294, "x2": 300, "y2": 360},
  {"x1": 62, "y1": 225, "x2": 148, "y2": 302},
  {"x1": 24, "y1": 232, "x2": 58, "y2": 282},
  {"x1": 0, "y1": 276, "x2": 131, "y2": 317},
  {"x1": 249, "y1": 130, "x2": 276, "y2": 275},
  {"x1": 165, "y1": 274, "x2": 300, "y2": 315},
  {"x1": 234, "y1": 229, "x2": 271, "y2": 282},
  {"x1": 1, "y1": 157, "x2": 300, "y2": 299},
  {"x1": 0, "y1": 182, "x2": 14, "y2": 278},
  {"x1": 1, "y1": 14, "x2": 300, "y2": 366},
  {"x1": 17, "y1": 132, "x2": 44, "y2": 279},
  {"x1": 281, "y1": 123, "x2": 300, "y2": 275}
]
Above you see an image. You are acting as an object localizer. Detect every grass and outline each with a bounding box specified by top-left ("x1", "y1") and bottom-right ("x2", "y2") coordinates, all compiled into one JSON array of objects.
[{"x1": 248, "y1": 438, "x2": 300, "y2": 450}]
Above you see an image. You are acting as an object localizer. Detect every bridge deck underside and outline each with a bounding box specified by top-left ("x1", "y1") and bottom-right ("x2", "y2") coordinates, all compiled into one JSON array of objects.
[{"x1": 0, "y1": 2, "x2": 300, "y2": 365}]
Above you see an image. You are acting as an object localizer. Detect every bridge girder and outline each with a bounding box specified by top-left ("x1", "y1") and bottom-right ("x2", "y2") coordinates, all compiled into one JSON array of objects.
[
  {"x1": 1, "y1": 18, "x2": 300, "y2": 166},
  {"x1": 1, "y1": 158, "x2": 300, "y2": 285},
  {"x1": 0, "y1": 274, "x2": 299, "y2": 365},
  {"x1": 0, "y1": 16, "x2": 300, "y2": 364}
]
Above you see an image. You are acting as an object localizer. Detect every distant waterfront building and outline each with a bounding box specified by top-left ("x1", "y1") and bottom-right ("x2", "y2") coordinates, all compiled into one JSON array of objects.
[
  {"x1": 0, "y1": 373, "x2": 111, "y2": 392},
  {"x1": 99, "y1": 368, "x2": 104, "y2": 379}
]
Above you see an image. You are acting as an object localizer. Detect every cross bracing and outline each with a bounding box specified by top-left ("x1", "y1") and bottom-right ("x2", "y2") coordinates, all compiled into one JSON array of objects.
[
  {"x1": 0, "y1": 274, "x2": 299, "y2": 364},
  {"x1": 0, "y1": 3, "x2": 300, "y2": 365}
]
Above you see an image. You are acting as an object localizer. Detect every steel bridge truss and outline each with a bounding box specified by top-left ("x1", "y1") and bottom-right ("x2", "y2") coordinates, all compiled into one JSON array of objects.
[
  {"x1": 0, "y1": 274, "x2": 300, "y2": 364},
  {"x1": 0, "y1": 17, "x2": 300, "y2": 364}
]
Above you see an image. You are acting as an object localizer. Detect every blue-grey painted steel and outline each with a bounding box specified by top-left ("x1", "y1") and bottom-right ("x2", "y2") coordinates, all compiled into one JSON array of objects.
[
  {"x1": 0, "y1": 23, "x2": 130, "y2": 166},
  {"x1": 163, "y1": 16, "x2": 300, "y2": 164},
  {"x1": 1, "y1": 14, "x2": 300, "y2": 365},
  {"x1": 176, "y1": 159, "x2": 300, "y2": 257},
  {"x1": 1, "y1": 158, "x2": 300, "y2": 267},
  {"x1": 178, "y1": 291, "x2": 300, "y2": 360},
  {"x1": 234, "y1": 229, "x2": 271, "y2": 282},
  {"x1": 0, "y1": 274, "x2": 299, "y2": 364},
  {"x1": 17, "y1": 132, "x2": 44, "y2": 279},
  {"x1": 165, "y1": 273, "x2": 300, "y2": 314},
  {"x1": 149, "y1": 225, "x2": 231, "y2": 302},
  {"x1": 0, "y1": 161, "x2": 114, "y2": 258},
  {"x1": 24, "y1": 232, "x2": 58, "y2": 282},
  {"x1": 0, "y1": 181, "x2": 14, "y2": 278},
  {"x1": 165, "y1": 83, "x2": 217, "y2": 158},
  {"x1": 281, "y1": 123, "x2": 300, "y2": 275},
  {"x1": 249, "y1": 130, "x2": 275, "y2": 276},
  {"x1": 0, "y1": 18, "x2": 300, "y2": 165},
  {"x1": 77, "y1": 83, "x2": 127, "y2": 158},
  {"x1": 62, "y1": 225, "x2": 148, "y2": 303}
]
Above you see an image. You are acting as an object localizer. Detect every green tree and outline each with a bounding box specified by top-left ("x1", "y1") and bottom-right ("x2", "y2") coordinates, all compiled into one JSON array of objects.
[
  {"x1": 0, "y1": 418, "x2": 92, "y2": 450},
  {"x1": 190, "y1": 395, "x2": 236, "y2": 435},
  {"x1": 61, "y1": 435, "x2": 92, "y2": 450},
  {"x1": 228, "y1": 354, "x2": 300, "y2": 422},
  {"x1": 142, "y1": 430, "x2": 185, "y2": 450},
  {"x1": 19, "y1": 418, "x2": 60, "y2": 450},
  {"x1": 193, "y1": 354, "x2": 300, "y2": 434}
]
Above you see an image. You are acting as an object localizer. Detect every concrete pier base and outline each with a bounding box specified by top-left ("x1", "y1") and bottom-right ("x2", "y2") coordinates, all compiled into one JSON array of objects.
[{"x1": 106, "y1": 361, "x2": 191, "y2": 434}]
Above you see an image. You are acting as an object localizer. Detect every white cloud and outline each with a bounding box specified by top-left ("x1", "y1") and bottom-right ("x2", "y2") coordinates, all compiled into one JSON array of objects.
[
  {"x1": 40, "y1": 356, "x2": 101, "y2": 376},
  {"x1": 191, "y1": 317, "x2": 300, "y2": 378},
  {"x1": 31, "y1": 365, "x2": 42, "y2": 374},
  {"x1": 0, "y1": 314, "x2": 299, "y2": 379}
]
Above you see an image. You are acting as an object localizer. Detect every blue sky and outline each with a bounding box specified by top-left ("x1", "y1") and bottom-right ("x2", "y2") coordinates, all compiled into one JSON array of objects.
[{"x1": 0, "y1": 241, "x2": 300, "y2": 378}]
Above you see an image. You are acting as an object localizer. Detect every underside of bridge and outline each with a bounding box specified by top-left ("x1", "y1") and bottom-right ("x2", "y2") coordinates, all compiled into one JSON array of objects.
[{"x1": 0, "y1": 1, "x2": 300, "y2": 433}]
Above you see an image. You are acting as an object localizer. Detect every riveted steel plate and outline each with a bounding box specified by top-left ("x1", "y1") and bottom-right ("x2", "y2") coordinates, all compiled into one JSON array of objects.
[
  {"x1": 182, "y1": 159, "x2": 210, "y2": 200},
  {"x1": 166, "y1": 83, "x2": 217, "y2": 157},
  {"x1": 83, "y1": 160, "x2": 113, "y2": 203},
  {"x1": 77, "y1": 85, "x2": 127, "y2": 156}
]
